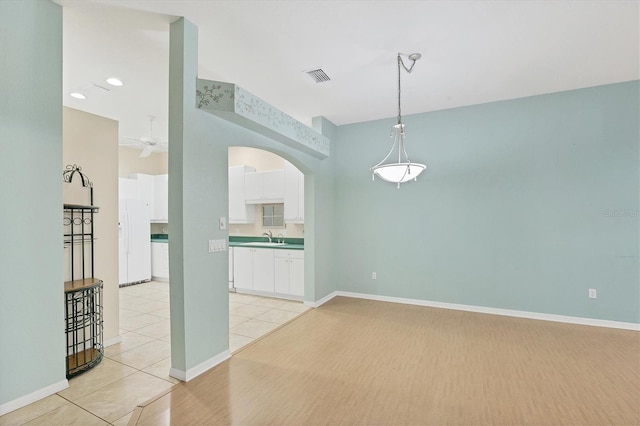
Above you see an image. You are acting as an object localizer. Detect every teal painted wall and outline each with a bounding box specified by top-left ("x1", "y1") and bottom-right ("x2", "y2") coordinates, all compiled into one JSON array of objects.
[
  {"x1": 311, "y1": 117, "x2": 338, "y2": 301},
  {"x1": 168, "y1": 19, "x2": 337, "y2": 374},
  {"x1": 0, "y1": 0, "x2": 66, "y2": 405},
  {"x1": 334, "y1": 81, "x2": 639, "y2": 324}
]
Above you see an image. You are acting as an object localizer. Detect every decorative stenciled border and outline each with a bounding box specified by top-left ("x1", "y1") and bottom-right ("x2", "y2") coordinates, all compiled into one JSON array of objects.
[
  {"x1": 196, "y1": 82, "x2": 235, "y2": 109},
  {"x1": 196, "y1": 78, "x2": 330, "y2": 159}
]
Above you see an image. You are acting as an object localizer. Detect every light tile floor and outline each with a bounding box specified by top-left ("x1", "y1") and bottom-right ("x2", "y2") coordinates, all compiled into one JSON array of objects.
[{"x1": 0, "y1": 281, "x2": 309, "y2": 426}]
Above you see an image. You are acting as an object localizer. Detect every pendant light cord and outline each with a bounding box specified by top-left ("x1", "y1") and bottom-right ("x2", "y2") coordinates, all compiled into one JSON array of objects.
[
  {"x1": 397, "y1": 54, "x2": 403, "y2": 126},
  {"x1": 397, "y1": 53, "x2": 419, "y2": 126},
  {"x1": 396, "y1": 53, "x2": 419, "y2": 163}
]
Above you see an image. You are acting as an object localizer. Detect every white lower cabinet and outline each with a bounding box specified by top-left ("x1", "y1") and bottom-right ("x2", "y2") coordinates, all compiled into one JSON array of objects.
[
  {"x1": 233, "y1": 247, "x2": 253, "y2": 290},
  {"x1": 289, "y1": 257, "x2": 304, "y2": 297},
  {"x1": 229, "y1": 247, "x2": 234, "y2": 289},
  {"x1": 151, "y1": 242, "x2": 169, "y2": 280},
  {"x1": 234, "y1": 247, "x2": 303, "y2": 298},
  {"x1": 274, "y1": 250, "x2": 304, "y2": 297},
  {"x1": 233, "y1": 247, "x2": 274, "y2": 292},
  {"x1": 253, "y1": 249, "x2": 275, "y2": 292}
]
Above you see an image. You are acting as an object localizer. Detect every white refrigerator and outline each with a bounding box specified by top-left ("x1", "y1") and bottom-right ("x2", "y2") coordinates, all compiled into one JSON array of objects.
[{"x1": 119, "y1": 198, "x2": 151, "y2": 285}]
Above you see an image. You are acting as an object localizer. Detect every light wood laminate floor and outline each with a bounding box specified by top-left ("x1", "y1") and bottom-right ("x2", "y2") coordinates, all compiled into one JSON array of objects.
[
  {"x1": 133, "y1": 297, "x2": 640, "y2": 426},
  {"x1": 0, "y1": 282, "x2": 307, "y2": 426}
]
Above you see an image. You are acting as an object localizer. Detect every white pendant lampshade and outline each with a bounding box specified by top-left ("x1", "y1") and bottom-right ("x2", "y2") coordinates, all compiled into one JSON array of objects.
[
  {"x1": 373, "y1": 162, "x2": 426, "y2": 184},
  {"x1": 371, "y1": 53, "x2": 426, "y2": 188}
]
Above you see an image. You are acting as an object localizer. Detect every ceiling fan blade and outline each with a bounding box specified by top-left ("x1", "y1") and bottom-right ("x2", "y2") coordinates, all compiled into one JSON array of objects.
[
  {"x1": 127, "y1": 117, "x2": 165, "y2": 154},
  {"x1": 140, "y1": 136, "x2": 156, "y2": 144},
  {"x1": 139, "y1": 146, "x2": 154, "y2": 158}
]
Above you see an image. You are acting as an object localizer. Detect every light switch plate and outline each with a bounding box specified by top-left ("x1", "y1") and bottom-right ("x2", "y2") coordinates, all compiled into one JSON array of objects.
[
  {"x1": 208, "y1": 239, "x2": 227, "y2": 253},
  {"x1": 219, "y1": 217, "x2": 227, "y2": 230}
]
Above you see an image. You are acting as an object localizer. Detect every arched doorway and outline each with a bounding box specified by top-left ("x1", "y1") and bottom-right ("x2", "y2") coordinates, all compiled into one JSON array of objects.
[{"x1": 227, "y1": 146, "x2": 310, "y2": 352}]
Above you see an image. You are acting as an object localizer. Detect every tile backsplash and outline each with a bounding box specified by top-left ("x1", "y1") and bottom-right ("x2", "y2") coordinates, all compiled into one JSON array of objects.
[{"x1": 151, "y1": 223, "x2": 169, "y2": 234}]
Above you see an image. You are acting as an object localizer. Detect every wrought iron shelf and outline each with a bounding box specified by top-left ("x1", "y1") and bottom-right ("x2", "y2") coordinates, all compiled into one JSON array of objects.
[
  {"x1": 63, "y1": 165, "x2": 103, "y2": 379},
  {"x1": 63, "y1": 204, "x2": 100, "y2": 211},
  {"x1": 64, "y1": 277, "x2": 103, "y2": 293},
  {"x1": 66, "y1": 348, "x2": 102, "y2": 378}
]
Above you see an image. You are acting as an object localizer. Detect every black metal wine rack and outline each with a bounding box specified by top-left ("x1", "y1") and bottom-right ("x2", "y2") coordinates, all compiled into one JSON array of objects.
[{"x1": 63, "y1": 165, "x2": 103, "y2": 378}]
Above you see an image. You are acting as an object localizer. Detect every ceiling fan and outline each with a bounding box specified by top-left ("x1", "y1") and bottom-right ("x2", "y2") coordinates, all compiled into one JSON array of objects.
[{"x1": 121, "y1": 115, "x2": 168, "y2": 158}]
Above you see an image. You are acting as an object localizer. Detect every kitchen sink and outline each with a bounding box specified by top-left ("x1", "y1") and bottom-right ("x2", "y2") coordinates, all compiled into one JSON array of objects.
[{"x1": 240, "y1": 242, "x2": 285, "y2": 247}]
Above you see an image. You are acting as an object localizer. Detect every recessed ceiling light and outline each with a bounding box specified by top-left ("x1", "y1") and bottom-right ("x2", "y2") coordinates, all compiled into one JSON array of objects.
[
  {"x1": 106, "y1": 77, "x2": 123, "y2": 87},
  {"x1": 70, "y1": 92, "x2": 86, "y2": 99}
]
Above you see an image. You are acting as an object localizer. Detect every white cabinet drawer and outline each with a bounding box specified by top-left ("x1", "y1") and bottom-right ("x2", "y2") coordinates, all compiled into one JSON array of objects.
[{"x1": 274, "y1": 249, "x2": 304, "y2": 260}]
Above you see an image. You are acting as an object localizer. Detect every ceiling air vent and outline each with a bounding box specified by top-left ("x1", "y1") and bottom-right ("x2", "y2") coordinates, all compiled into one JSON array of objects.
[{"x1": 305, "y1": 68, "x2": 330, "y2": 83}]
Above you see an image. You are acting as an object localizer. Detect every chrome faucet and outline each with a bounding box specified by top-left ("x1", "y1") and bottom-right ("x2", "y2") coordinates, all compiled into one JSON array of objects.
[
  {"x1": 262, "y1": 230, "x2": 273, "y2": 242},
  {"x1": 277, "y1": 233, "x2": 285, "y2": 244}
]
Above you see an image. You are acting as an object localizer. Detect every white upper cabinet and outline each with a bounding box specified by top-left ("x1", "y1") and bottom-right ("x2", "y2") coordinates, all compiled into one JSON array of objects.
[
  {"x1": 245, "y1": 170, "x2": 284, "y2": 204},
  {"x1": 284, "y1": 161, "x2": 304, "y2": 223},
  {"x1": 229, "y1": 166, "x2": 256, "y2": 224},
  {"x1": 153, "y1": 174, "x2": 168, "y2": 223}
]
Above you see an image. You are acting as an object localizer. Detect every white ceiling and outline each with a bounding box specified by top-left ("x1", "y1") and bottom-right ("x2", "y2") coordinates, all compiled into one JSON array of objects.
[{"x1": 58, "y1": 0, "x2": 639, "y2": 146}]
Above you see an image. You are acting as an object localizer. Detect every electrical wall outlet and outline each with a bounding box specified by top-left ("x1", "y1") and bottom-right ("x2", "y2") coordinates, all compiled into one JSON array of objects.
[
  {"x1": 372, "y1": 272, "x2": 377, "y2": 280},
  {"x1": 219, "y1": 217, "x2": 227, "y2": 230},
  {"x1": 588, "y1": 288, "x2": 597, "y2": 299}
]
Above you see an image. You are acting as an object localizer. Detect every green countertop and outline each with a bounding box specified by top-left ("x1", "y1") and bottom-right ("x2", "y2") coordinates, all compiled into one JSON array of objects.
[
  {"x1": 229, "y1": 236, "x2": 303, "y2": 250},
  {"x1": 150, "y1": 235, "x2": 303, "y2": 250},
  {"x1": 151, "y1": 234, "x2": 168, "y2": 243},
  {"x1": 228, "y1": 242, "x2": 304, "y2": 250}
]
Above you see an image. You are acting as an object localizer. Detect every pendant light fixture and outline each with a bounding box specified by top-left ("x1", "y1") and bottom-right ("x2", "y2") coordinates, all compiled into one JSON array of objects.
[{"x1": 371, "y1": 52, "x2": 426, "y2": 188}]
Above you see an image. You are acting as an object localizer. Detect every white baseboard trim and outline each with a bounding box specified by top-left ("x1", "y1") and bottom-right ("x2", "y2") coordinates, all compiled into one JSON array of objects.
[
  {"x1": 308, "y1": 291, "x2": 639, "y2": 331},
  {"x1": 103, "y1": 335, "x2": 122, "y2": 348},
  {"x1": 169, "y1": 350, "x2": 231, "y2": 382},
  {"x1": 235, "y1": 288, "x2": 303, "y2": 302},
  {"x1": 304, "y1": 291, "x2": 338, "y2": 308},
  {"x1": 0, "y1": 379, "x2": 69, "y2": 416}
]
